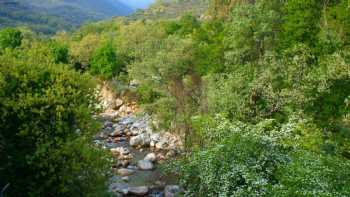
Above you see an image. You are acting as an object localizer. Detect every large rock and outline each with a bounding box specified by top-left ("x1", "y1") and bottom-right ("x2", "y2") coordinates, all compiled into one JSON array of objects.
[
  {"x1": 144, "y1": 153, "x2": 157, "y2": 162},
  {"x1": 130, "y1": 133, "x2": 151, "y2": 147},
  {"x1": 137, "y1": 160, "x2": 154, "y2": 170},
  {"x1": 128, "y1": 186, "x2": 149, "y2": 196},
  {"x1": 164, "y1": 185, "x2": 181, "y2": 197},
  {"x1": 117, "y1": 168, "x2": 135, "y2": 176}
]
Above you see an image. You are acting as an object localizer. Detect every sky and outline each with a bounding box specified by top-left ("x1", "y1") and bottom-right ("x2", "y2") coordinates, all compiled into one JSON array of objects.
[{"x1": 119, "y1": 0, "x2": 155, "y2": 9}]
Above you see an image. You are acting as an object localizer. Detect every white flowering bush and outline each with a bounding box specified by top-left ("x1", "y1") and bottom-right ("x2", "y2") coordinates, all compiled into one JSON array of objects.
[
  {"x1": 175, "y1": 131, "x2": 288, "y2": 197},
  {"x1": 172, "y1": 115, "x2": 350, "y2": 196}
]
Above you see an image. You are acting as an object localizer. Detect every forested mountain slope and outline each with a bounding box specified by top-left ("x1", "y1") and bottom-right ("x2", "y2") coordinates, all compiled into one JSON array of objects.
[
  {"x1": 0, "y1": 0, "x2": 133, "y2": 34},
  {"x1": 129, "y1": 0, "x2": 209, "y2": 20}
]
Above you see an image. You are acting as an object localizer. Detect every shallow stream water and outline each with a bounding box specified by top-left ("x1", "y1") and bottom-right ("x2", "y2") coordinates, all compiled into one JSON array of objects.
[{"x1": 94, "y1": 114, "x2": 178, "y2": 197}]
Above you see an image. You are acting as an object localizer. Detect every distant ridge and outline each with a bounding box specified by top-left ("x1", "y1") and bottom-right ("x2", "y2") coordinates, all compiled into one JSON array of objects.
[
  {"x1": 129, "y1": 0, "x2": 209, "y2": 20},
  {"x1": 0, "y1": 0, "x2": 134, "y2": 34}
]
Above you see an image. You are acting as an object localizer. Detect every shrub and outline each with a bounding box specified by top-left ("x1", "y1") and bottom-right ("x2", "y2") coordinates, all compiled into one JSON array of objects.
[
  {"x1": 0, "y1": 28, "x2": 23, "y2": 51},
  {"x1": 174, "y1": 132, "x2": 289, "y2": 197},
  {"x1": 90, "y1": 42, "x2": 120, "y2": 79},
  {"x1": 270, "y1": 151, "x2": 350, "y2": 196},
  {"x1": 0, "y1": 51, "x2": 110, "y2": 196},
  {"x1": 49, "y1": 41, "x2": 69, "y2": 64}
]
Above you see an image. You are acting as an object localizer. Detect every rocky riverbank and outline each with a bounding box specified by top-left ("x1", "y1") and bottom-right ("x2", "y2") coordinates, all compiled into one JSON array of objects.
[{"x1": 94, "y1": 85, "x2": 183, "y2": 196}]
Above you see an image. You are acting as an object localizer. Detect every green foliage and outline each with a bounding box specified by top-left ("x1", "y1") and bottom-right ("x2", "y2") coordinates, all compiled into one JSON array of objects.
[
  {"x1": 49, "y1": 41, "x2": 69, "y2": 64},
  {"x1": 0, "y1": 0, "x2": 132, "y2": 34},
  {"x1": 279, "y1": 0, "x2": 322, "y2": 50},
  {"x1": 270, "y1": 151, "x2": 350, "y2": 196},
  {"x1": 0, "y1": 28, "x2": 23, "y2": 51},
  {"x1": 172, "y1": 116, "x2": 349, "y2": 197},
  {"x1": 173, "y1": 131, "x2": 289, "y2": 197},
  {"x1": 0, "y1": 46, "x2": 110, "y2": 196},
  {"x1": 136, "y1": 84, "x2": 162, "y2": 104},
  {"x1": 129, "y1": 0, "x2": 209, "y2": 20},
  {"x1": 90, "y1": 42, "x2": 120, "y2": 79},
  {"x1": 1, "y1": 0, "x2": 350, "y2": 196},
  {"x1": 161, "y1": 1, "x2": 350, "y2": 195},
  {"x1": 225, "y1": 0, "x2": 282, "y2": 65}
]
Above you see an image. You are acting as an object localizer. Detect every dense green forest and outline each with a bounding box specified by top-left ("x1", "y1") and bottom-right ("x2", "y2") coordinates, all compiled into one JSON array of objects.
[{"x1": 1, "y1": 0, "x2": 350, "y2": 196}]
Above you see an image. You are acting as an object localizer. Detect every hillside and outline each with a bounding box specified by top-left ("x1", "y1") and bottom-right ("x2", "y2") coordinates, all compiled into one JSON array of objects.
[
  {"x1": 129, "y1": 0, "x2": 209, "y2": 20},
  {"x1": 0, "y1": 0, "x2": 133, "y2": 34}
]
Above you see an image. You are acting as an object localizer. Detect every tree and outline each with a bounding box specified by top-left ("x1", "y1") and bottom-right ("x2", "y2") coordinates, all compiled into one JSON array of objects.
[
  {"x1": 70, "y1": 33, "x2": 101, "y2": 70},
  {"x1": 279, "y1": 0, "x2": 322, "y2": 50},
  {"x1": 129, "y1": 36, "x2": 199, "y2": 147},
  {"x1": 90, "y1": 42, "x2": 120, "y2": 79},
  {"x1": 224, "y1": 0, "x2": 283, "y2": 66},
  {"x1": 0, "y1": 47, "x2": 110, "y2": 196},
  {"x1": 49, "y1": 41, "x2": 69, "y2": 64},
  {"x1": 0, "y1": 28, "x2": 23, "y2": 51}
]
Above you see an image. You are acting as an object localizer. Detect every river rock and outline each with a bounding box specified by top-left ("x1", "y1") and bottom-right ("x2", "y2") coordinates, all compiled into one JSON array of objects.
[
  {"x1": 111, "y1": 147, "x2": 130, "y2": 156},
  {"x1": 113, "y1": 137, "x2": 127, "y2": 143},
  {"x1": 150, "y1": 133, "x2": 161, "y2": 142},
  {"x1": 110, "y1": 130, "x2": 123, "y2": 137},
  {"x1": 128, "y1": 186, "x2": 149, "y2": 196},
  {"x1": 104, "y1": 142, "x2": 119, "y2": 149},
  {"x1": 130, "y1": 128, "x2": 145, "y2": 136},
  {"x1": 131, "y1": 119, "x2": 147, "y2": 130},
  {"x1": 119, "y1": 188, "x2": 129, "y2": 196},
  {"x1": 115, "y1": 98, "x2": 124, "y2": 110},
  {"x1": 164, "y1": 185, "x2": 181, "y2": 197},
  {"x1": 100, "y1": 111, "x2": 119, "y2": 121},
  {"x1": 137, "y1": 160, "x2": 154, "y2": 170},
  {"x1": 103, "y1": 126, "x2": 114, "y2": 134},
  {"x1": 119, "y1": 116, "x2": 136, "y2": 125},
  {"x1": 117, "y1": 168, "x2": 135, "y2": 176},
  {"x1": 144, "y1": 153, "x2": 157, "y2": 162},
  {"x1": 110, "y1": 125, "x2": 125, "y2": 137},
  {"x1": 127, "y1": 165, "x2": 138, "y2": 170},
  {"x1": 117, "y1": 160, "x2": 130, "y2": 168},
  {"x1": 118, "y1": 154, "x2": 133, "y2": 160},
  {"x1": 122, "y1": 176, "x2": 129, "y2": 182},
  {"x1": 95, "y1": 132, "x2": 108, "y2": 140},
  {"x1": 130, "y1": 133, "x2": 151, "y2": 147},
  {"x1": 155, "y1": 141, "x2": 168, "y2": 150},
  {"x1": 104, "y1": 121, "x2": 113, "y2": 128}
]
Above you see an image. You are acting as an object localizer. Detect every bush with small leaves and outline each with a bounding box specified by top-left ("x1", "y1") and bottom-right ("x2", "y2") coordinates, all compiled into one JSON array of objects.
[{"x1": 0, "y1": 28, "x2": 23, "y2": 51}]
